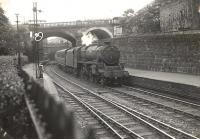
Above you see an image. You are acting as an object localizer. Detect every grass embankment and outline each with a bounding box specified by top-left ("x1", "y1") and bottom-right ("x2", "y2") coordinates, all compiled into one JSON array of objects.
[{"x1": 0, "y1": 56, "x2": 37, "y2": 139}]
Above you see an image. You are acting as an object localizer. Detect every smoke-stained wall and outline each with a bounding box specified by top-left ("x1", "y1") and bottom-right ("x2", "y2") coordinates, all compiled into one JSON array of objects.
[
  {"x1": 160, "y1": 0, "x2": 200, "y2": 32},
  {"x1": 112, "y1": 33, "x2": 200, "y2": 75}
]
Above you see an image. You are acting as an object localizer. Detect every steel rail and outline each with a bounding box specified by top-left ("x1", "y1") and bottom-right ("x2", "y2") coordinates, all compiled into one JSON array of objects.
[
  {"x1": 83, "y1": 97, "x2": 172, "y2": 139},
  {"x1": 46, "y1": 65, "x2": 200, "y2": 139},
  {"x1": 50, "y1": 69, "x2": 175, "y2": 139},
  {"x1": 123, "y1": 85, "x2": 200, "y2": 108},
  {"x1": 107, "y1": 87, "x2": 200, "y2": 121},
  {"x1": 108, "y1": 97, "x2": 200, "y2": 139},
  {"x1": 47, "y1": 66, "x2": 143, "y2": 138},
  {"x1": 53, "y1": 82, "x2": 125, "y2": 139},
  {"x1": 77, "y1": 94, "x2": 144, "y2": 139}
]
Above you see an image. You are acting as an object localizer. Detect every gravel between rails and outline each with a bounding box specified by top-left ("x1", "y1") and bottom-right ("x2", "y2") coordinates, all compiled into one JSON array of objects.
[
  {"x1": 46, "y1": 65, "x2": 200, "y2": 138},
  {"x1": 46, "y1": 67, "x2": 118, "y2": 139},
  {"x1": 113, "y1": 86, "x2": 200, "y2": 118},
  {"x1": 123, "y1": 85, "x2": 200, "y2": 106},
  {"x1": 55, "y1": 87, "x2": 117, "y2": 139},
  {"x1": 46, "y1": 66, "x2": 174, "y2": 139},
  {"x1": 103, "y1": 87, "x2": 200, "y2": 138}
]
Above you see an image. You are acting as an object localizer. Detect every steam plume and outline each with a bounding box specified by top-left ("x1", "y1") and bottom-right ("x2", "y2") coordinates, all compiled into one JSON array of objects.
[{"x1": 81, "y1": 32, "x2": 98, "y2": 46}]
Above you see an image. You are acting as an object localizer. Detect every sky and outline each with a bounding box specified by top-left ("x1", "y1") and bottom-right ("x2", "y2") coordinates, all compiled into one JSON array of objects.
[{"x1": 0, "y1": 0, "x2": 154, "y2": 24}]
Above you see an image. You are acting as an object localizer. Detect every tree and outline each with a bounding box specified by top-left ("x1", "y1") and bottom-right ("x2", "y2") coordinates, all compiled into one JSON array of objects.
[
  {"x1": 0, "y1": 6, "x2": 16, "y2": 55},
  {"x1": 0, "y1": 7, "x2": 9, "y2": 40},
  {"x1": 135, "y1": 2, "x2": 160, "y2": 33},
  {"x1": 120, "y1": 1, "x2": 161, "y2": 35},
  {"x1": 123, "y1": 8, "x2": 135, "y2": 17},
  {"x1": 119, "y1": 9, "x2": 135, "y2": 35}
]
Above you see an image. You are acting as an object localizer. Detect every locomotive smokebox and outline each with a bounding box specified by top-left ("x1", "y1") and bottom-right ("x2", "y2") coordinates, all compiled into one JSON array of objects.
[
  {"x1": 80, "y1": 43, "x2": 120, "y2": 65},
  {"x1": 98, "y1": 46, "x2": 120, "y2": 65}
]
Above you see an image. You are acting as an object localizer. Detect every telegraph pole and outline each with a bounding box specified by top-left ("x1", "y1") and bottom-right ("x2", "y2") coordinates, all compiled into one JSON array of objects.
[
  {"x1": 32, "y1": 2, "x2": 43, "y2": 78},
  {"x1": 35, "y1": 3, "x2": 39, "y2": 72},
  {"x1": 15, "y1": 14, "x2": 21, "y2": 68},
  {"x1": 33, "y1": 2, "x2": 40, "y2": 78},
  {"x1": 33, "y1": 2, "x2": 37, "y2": 78}
]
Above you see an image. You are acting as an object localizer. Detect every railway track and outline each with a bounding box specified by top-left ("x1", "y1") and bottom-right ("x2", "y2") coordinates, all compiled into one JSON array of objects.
[
  {"x1": 107, "y1": 86, "x2": 200, "y2": 119},
  {"x1": 55, "y1": 85, "x2": 118, "y2": 139},
  {"x1": 122, "y1": 85, "x2": 200, "y2": 115},
  {"x1": 46, "y1": 66, "x2": 199, "y2": 139},
  {"x1": 105, "y1": 87, "x2": 200, "y2": 137},
  {"x1": 121, "y1": 85, "x2": 200, "y2": 107},
  {"x1": 46, "y1": 68, "x2": 173, "y2": 139}
]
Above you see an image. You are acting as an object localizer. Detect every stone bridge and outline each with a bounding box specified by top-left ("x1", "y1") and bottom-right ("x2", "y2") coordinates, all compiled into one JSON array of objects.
[{"x1": 28, "y1": 19, "x2": 121, "y2": 47}]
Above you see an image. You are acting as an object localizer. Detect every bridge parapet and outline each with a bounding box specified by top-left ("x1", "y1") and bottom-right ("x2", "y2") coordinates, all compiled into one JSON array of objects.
[
  {"x1": 26, "y1": 18, "x2": 115, "y2": 45},
  {"x1": 37, "y1": 19, "x2": 113, "y2": 28}
]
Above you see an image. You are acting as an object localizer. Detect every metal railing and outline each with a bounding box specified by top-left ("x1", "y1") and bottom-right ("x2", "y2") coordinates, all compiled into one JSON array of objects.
[
  {"x1": 32, "y1": 19, "x2": 113, "y2": 28},
  {"x1": 19, "y1": 69, "x2": 96, "y2": 139}
]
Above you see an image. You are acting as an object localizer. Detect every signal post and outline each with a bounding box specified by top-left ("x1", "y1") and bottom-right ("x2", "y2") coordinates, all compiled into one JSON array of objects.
[{"x1": 32, "y1": 2, "x2": 43, "y2": 78}]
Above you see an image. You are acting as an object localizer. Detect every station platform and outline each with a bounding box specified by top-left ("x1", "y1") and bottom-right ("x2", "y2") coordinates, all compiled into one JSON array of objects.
[
  {"x1": 125, "y1": 68, "x2": 200, "y2": 101},
  {"x1": 126, "y1": 68, "x2": 200, "y2": 87},
  {"x1": 23, "y1": 63, "x2": 60, "y2": 101}
]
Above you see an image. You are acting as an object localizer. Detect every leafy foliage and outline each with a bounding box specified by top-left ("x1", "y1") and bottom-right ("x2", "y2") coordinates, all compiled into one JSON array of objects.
[
  {"x1": 121, "y1": 0, "x2": 161, "y2": 34},
  {"x1": 0, "y1": 56, "x2": 36, "y2": 138},
  {"x1": 0, "y1": 7, "x2": 9, "y2": 31},
  {"x1": 0, "y1": 7, "x2": 17, "y2": 55},
  {"x1": 123, "y1": 8, "x2": 135, "y2": 17}
]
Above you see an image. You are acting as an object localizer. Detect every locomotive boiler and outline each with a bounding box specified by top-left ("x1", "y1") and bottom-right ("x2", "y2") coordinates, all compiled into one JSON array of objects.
[
  {"x1": 80, "y1": 44, "x2": 120, "y2": 65},
  {"x1": 55, "y1": 42, "x2": 129, "y2": 85}
]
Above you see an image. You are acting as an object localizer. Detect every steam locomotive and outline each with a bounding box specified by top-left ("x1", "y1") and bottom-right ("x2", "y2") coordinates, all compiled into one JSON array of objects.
[{"x1": 55, "y1": 41, "x2": 129, "y2": 85}]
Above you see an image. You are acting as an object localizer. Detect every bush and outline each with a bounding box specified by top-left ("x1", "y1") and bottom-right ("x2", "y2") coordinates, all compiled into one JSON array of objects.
[
  {"x1": 121, "y1": 0, "x2": 161, "y2": 34},
  {"x1": 0, "y1": 56, "x2": 36, "y2": 139}
]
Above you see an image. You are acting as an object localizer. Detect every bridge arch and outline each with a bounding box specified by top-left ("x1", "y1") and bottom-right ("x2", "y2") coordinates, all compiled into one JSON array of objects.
[
  {"x1": 42, "y1": 31, "x2": 77, "y2": 47},
  {"x1": 84, "y1": 27, "x2": 113, "y2": 39}
]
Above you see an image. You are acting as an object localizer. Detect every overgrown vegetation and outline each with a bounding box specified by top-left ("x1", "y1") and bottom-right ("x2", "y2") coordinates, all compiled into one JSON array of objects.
[
  {"x1": 0, "y1": 7, "x2": 16, "y2": 55},
  {"x1": 0, "y1": 56, "x2": 36, "y2": 139},
  {"x1": 0, "y1": 6, "x2": 31, "y2": 57},
  {"x1": 121, "y1": 0, "x2": 161, "y2": 34}
]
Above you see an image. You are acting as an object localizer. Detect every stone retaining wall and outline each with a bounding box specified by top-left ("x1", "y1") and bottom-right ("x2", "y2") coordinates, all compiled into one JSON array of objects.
[{"x1": 112, "y1": 33, "x2": 200, "y2": 75}]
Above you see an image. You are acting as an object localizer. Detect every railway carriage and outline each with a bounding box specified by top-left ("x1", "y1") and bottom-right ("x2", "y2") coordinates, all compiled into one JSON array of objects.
[
  {"x1": 55, "y1": 49, "x2": 65, "y2": 66},
  {"x1": 55, "y1": 42, "x2": 129, "y2": 85}
]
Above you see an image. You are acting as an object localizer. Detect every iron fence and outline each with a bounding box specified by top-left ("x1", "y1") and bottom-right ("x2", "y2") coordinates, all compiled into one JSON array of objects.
[{"x1": 19, "y1": 69, "x2": 96, "y2": 139}]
